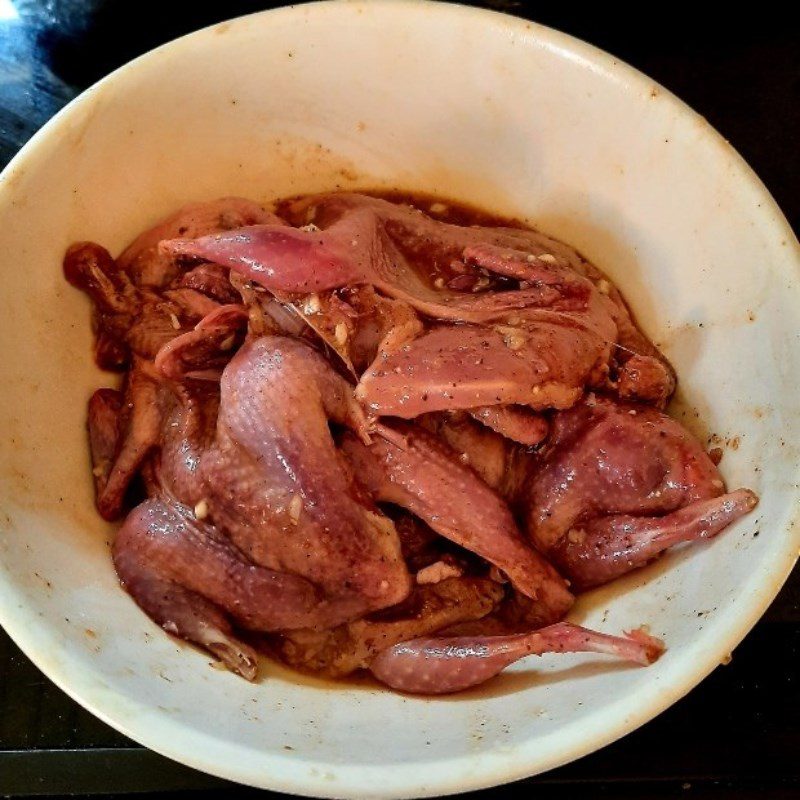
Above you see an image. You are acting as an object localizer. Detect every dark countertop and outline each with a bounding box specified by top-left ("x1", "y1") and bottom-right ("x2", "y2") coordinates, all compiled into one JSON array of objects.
[{"x1": 1, "y1": 3, "x2": 798, "y2": 798}]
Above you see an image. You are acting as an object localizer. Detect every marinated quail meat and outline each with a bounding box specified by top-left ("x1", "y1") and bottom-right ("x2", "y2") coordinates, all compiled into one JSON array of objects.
[
  {"x1": 118, "y1": 196, "x2": 280, "y2": 288},
  {"x1": 65, "y1": 191, "x2": 757, "y2": 693},
  {"x1": 153, "y1": 304, "x2": 248, "y2": 381},
  {"x1": 113, "y1": 497, "x2": 321, "y2": 678},
  {"x1": 162, "y1": 198, "x2": 619, "y2": 416},
  {"x1": 89, "y1": 360, "x2": 165, "y2": 520},
  {"x1": 468, "y1": 405, "x2": 549, "y2": 447},
  {"x1": 356, "y1": 321, "x2": 611, "y2": 416},
  {"x1": 340, "y1": 422, "x2": 573, "y2": 621},
  {"x1": 199, "y1": 337, "x2": 412, "y2": 627},
  {"x1": 370, "y1": 623, "x2": 664, "y2": 694},
  {"x1": 523, "y1": 395, "x2": 758, "y2": 588},
  {"x1": 278, "y1": 577, "x2": 504, "y2": 677},
  {"x1": 418, "y1": 411, "x2": 530, "y2": 496}
]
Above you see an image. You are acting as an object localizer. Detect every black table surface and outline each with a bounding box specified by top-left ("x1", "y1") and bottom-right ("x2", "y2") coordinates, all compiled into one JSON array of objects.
[{"x1": 1, "y1": 3, "x2": 798, "y2": 798}]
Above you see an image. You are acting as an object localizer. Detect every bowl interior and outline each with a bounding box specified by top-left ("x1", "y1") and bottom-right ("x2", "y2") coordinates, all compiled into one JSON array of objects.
[{"x1": 0, "y1": 2, "x2": 798, "y2": 797}]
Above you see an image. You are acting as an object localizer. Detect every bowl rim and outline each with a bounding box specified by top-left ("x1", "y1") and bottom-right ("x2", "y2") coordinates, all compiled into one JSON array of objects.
[{"x1": 1, "y1": 1, "x2": 798, "y2": 797}]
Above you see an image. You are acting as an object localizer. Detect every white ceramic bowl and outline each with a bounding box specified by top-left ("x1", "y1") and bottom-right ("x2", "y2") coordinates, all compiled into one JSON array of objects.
[{"x1": 0, "y1": 2, "x2": 797, "y2": 797}]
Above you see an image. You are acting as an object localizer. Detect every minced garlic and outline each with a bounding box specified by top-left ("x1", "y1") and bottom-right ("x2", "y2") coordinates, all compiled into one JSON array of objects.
[
  {"x1": 416, "y1": 561, "x2": 463, "y2": 585},
  {"x1": 303, "y1": 294, "x2": 322, "y2": 314},
  {"x1": 288, "y1": 494, "x2": 303, "y2": 524},
  {"x1": 334, "y1": 322, "x2": 349, "y2": 345},
  {"x1": 495, "y1": 325, "x2": 526, "y2": 351},
  {"x1": 194, "y1": 499, "x2": 209, "y2": 520}
]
